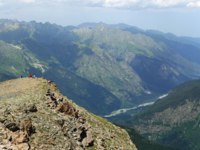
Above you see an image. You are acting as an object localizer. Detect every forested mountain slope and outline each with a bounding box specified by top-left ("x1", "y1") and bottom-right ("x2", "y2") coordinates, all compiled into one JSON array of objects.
[{"x1": 130, "y1": 79, "x2": 200, "y2": 150}]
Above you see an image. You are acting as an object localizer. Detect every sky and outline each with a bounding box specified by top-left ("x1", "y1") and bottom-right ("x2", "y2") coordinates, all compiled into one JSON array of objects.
[{"x1": 0, "y1": 0, "x2": 200, "y2": 37}]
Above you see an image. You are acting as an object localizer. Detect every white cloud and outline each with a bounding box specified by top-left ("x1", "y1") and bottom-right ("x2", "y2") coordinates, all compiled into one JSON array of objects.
[
  {"x1": 100, "y1": 0, "x2": 140, "y2": 8},
  {"x1": 18, "y1": 0, "x2": 35, "y2": 3},
  {"x1": 187, "y1": 1, "x2": 200, "y2": 7},
  {"x1": 149, "y1": 0, "x2": 186, "y2": 8},
  {"x1": 1, "y1": 0, "x2": 200, "y2": 9},
  {"x1": 0, "y1": 0, "x2": 36, "y2": 4},
  {"x1": 69, "y1": 0, "x2": 200, "y2": 9}
]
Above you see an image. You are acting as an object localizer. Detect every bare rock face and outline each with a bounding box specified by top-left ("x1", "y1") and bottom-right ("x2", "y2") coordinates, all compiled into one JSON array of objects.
[{"x1": 0, "y1": 78, "x2": 137, "y2": 150}]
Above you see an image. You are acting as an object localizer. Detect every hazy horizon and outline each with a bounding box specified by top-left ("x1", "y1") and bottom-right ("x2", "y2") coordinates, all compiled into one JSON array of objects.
[{"x1": 0, "y1": 0, "x2": 200, "y2": 37}]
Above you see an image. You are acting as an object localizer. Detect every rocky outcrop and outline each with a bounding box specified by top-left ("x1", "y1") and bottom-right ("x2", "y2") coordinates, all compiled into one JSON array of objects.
[{"x1": 0, "y1": 78, "x2": 137, "y2": 150}]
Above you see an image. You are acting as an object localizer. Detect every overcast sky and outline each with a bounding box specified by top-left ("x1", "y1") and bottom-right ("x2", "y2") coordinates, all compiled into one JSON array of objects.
[{"x1": 0, "y1": 0, "x2": 200, "y2": 37}]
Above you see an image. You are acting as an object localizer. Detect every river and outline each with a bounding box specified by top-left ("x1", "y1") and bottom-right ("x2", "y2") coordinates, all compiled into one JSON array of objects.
[{"x1": 104, "y1": 93, "x2": 168, "y2": 118}]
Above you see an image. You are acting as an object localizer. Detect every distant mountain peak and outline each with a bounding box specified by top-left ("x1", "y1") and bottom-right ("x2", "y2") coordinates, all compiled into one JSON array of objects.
[{"x1": 78, "y1": 22, "x2": 106, "y2": 28}]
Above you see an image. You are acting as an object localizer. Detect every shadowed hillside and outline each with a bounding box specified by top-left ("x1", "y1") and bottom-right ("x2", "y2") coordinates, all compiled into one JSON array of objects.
[{"x1": 129, "y1": 79, "x2": 200, "y2": 150}]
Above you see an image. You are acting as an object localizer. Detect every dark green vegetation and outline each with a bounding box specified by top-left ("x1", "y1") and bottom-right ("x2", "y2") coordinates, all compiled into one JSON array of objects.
[
  {"x1": 143, "y1": 79, "x2": 200, "y2": 114},
  {"x1": 0, "y1": 19, "x2": 200, "y2": 115},
  {"x1": 124, "y1": 127, "x2": 180, "y2": 150},
  {"x1": 123, "y1": 79, "x2": 200, "y2": 150}
]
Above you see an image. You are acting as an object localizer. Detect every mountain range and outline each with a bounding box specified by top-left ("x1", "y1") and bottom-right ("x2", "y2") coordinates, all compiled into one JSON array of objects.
[{"x1": 0, "y1": 19, "x2": 200, "y2": 116}]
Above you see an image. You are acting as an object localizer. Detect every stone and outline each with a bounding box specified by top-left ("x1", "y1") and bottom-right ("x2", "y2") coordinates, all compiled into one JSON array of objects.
[
  {"x1": 80, "y1": 128, "x2": 94, "y2": 147},
  {"x1": 4, "y1": 122, "x2": 20, "y2": 132},
  {"x1": 28, "y1": 104, "x2": 37, "y2": 112},
  {"x1": 0, "y1": 117, "x2": 6, "y2": 123},
  {"x1": 17, "y1": 143, "x2": 30, "y2": 150},
  {"x1": 86, "y1": 129, "x2": 94, "y2": 147},
  {"x1": 56, "y1": 119, "x2": 65, "y2": 127},
  {"x1": 21, "y1": 118, "x2": 35, "y2": 136},
  {"x1": 11, "y1": 132, "x2": 29, "y2": 144}
]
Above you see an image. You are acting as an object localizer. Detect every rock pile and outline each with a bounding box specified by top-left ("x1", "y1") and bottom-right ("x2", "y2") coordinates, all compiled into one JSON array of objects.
[{"x1": 45, "y1": 88, "x2": 94, "y2": 148}]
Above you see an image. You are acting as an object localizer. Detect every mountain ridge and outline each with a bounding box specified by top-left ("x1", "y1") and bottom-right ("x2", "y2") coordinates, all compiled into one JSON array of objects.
[{"x1": 0, "y1": 77, "x2": 137, "y2": 150}]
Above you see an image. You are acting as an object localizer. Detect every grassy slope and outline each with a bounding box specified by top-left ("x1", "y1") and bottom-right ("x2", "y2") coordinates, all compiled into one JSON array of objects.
[
  {"x1": 0, "y1": 41, "x2": 28, "y2": 79},
  {"x1": 0, "y1": 41, "x2": 25, "y2": 72}
]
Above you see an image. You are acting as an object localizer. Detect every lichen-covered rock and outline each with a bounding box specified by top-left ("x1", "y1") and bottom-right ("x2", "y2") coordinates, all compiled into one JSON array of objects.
[{"x1": 0, "y1": 78, "x2": 137, "y2": 150}]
